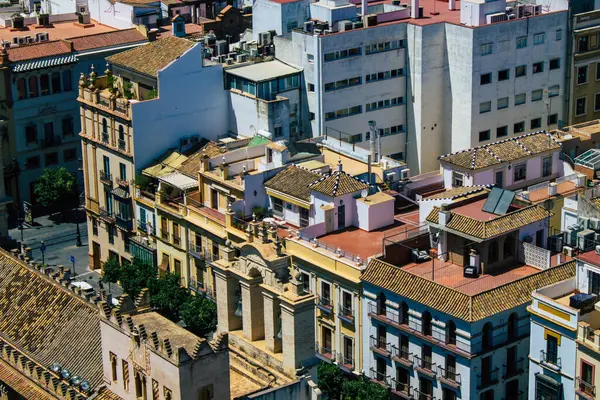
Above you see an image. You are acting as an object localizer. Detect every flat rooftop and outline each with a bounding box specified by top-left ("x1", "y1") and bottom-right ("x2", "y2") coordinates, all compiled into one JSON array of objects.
[
  {"x1": 226, "y1": 60, "x2": 300, "y2": 82},
  {"x1": 450, "y1": 198, "x2": 522, "y2": 222},
  {"x1": 131, "y1": 311, "x2": 202, "y2": 355},
  {"x1": 577, "y1": 249, "x2": 600, "y2": 268},
  {"x1": 0, "y1": 19, "x2": 116, "y2": 42},
  {"x1": 528, "y1": 180, "x2": 581, "y2": 202}
]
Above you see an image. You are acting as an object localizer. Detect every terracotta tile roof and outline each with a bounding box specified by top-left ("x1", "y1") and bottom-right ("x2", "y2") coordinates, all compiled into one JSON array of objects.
[
  {"x1": 95, "y1": 387, "x2": 124, "y2": 400},
  {"x1": 67, "y1": 28, "x2": 147, "y2": 51},
  {"x1": 309, "y1": 169, "x2": 369, "y2": 197},
  {"x1": 0, "y1": 359, "x2": 56, "y2": 399},
  {"x1": 439, "y1": 131, "x2": 561, "y2": 170},
  {"x1": 178, "y1": 142, "x2": 226, "y2": 177},
  {"x1": 0, "y1": 250, "x2": 103, "y2": 389},
  {"x1": 7, "y1": 40, "x2": 71, "y2": 62},
  {"x1": 426, "y1": 204, "x2": 553, "y2": 239},
  {"x1": 265, "y1": 165, "x2": 323, "y2": 202},
  {"x1": 422, "y1": 186, "x2": 490, "y2": 201},
  {"x1": 106, "y1": 36, "x2": 195, "y2": 77},
  {"x1": 362, "y1": 258, "x2": 576, "y2": 322}
]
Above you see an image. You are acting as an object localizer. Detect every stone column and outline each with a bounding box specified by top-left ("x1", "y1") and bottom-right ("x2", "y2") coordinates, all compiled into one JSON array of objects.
[
  {"x1": 215, "y1": 270, "x2": 242, "y2": 333},
  {"x1": 241, "y1": 278, "x2": 265, "y2": 341},
  {"x1": 263, "y1": 291, "x2": 282, "y2": 353},
  {"x1": 280, "y1": 296, "x2": 315, "y2": 375}
]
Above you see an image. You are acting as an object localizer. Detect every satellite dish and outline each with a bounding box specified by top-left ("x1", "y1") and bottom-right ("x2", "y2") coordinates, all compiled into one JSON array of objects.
[{"x1": 361, "y1": 189, "x2": 368, "y2": 198}]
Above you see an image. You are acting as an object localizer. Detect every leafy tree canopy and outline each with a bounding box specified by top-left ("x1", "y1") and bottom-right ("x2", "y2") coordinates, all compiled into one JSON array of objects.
[
  {"x1": 180, "y1": 293, "x2": 217, "y2": 338},
  {"x1": 33, "y1": 167, "x2": 78, "y2": 211}
]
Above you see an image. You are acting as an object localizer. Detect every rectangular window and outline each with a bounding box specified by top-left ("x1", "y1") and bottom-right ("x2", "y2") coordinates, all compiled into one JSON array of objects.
[
  {"x1": 514, "y1": 121, "x2": 525, "y2": 134},
  {"x1": 481, "y1": 43, "x2": 492, "y2": 55},
  {"x1": 92, "y1": 217, "x2": 98, "y2": 236},
  {"x1": 550, "y1": 58, "x2": 560, "y2": 70},
  {"x1": 516, "y1": 36, "x2": 527, "y2": 49},
  {"x1": 119, "y1": 163, "x2": 126, "y2": 180},
  {"x1": 324, "y1": 47, "x2": 361, "y2": 61},
  {"x1": 62, "y1": 71, "x2": 72, "y2": 91},
  {"x1": 532, "y1": 89, "x2": 543, "y2": 102},
  {"x1": 542, "y1": 156, "x2": 553, "y2": 177},
  {"x1": 497, "y1": 97, "x2": 508, "y2": 110},
  {"x1": 25, "y1": 125, "x2": 37, "y2": 144},
  {"x1": 308, "y1": 83, "x2": 314, "y2": 92},
  {"x1": 51, "y1": 72, "x2": 61, "y2": 93},
  {"x1": 62, "y1": 117, "x2": 74, "y2": 137},
  {"x1": 108, "y1": 224, "x2": 115, "y2": 244},
  {"x1": 25, "y1": 156, "x2": 40, "y2": 169},
  {"x1": 578, "y1": 65, "x2": 589, "y2": 84},
  {"x1": 533, "y1": 62, "x2": 544, "y2": 74},
  {"x1": 480, "y1": 73, "x2": 492, "y2": 85},
  {"x1": 479, "y1": 130, "x2": 490, "y2": 142},
  {"x1": 64, "y1": 148, "x2": 76, "y2": 162},
  {"x1": 577, "y1": 97, "x2": 588, "y2": 116},
  {"x1": 548, "y1": 114, "x2": 558, "y2": 125},
  {"x1": 498, "y1": 69, "x2": 509, "y2": 81},
  {"x1": 546, "y1": 335, "x2": 558, "y2": 364},
  {"x1": 548, "y1": 85, "x2": 560, "y2": 98},
  {"x1": 589, "y1": 270, "x2": 600, "y2": 295},
  {"x1": 45, "y1": 152, "x2": 58, "y2": 166},
  {"x1": 479, "y1": 101, "x2": 491, "y2": 114},
  {"x1": 516, "y1": 65, "x2": 527, "y2": 77},
  {"x1": 301, "y1": 271, "x2": 310, "y2": 293},
  {"x1": 595, "y1": 93, "x2": 600, "y2": 112},
  {"x1": 497, "y1": 126, "x2": 508, "y2": 138},
  {"x1": 531, "y1": 117, "x2": 542, "y2": 130},
  {"x1": 40, "y1": 74, "x2": 50, "y2": 96},
  {"x1": 556, "y1": 29, "x2": 562, "y2": 41},
  {"x1": 533, "y1": 33, "x2": 545, "y2": 45},
  {"x1": 452, "y1": 171, "x2": 464, "y2": 187},
  {"x1": 514, "y1": 163, "x2": 527, "y2": 181},
  {"x1": 582, "y1": 361, "x2": 594, "y2": 389},
  {"x1": 515, "y1": 93, "x2": 526, "y2": 106}
]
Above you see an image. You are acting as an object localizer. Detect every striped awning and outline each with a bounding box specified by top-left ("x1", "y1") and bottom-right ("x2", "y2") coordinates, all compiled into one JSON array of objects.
[{"x1": 12, "y1": 54, "x2": 78, "y2": 73}]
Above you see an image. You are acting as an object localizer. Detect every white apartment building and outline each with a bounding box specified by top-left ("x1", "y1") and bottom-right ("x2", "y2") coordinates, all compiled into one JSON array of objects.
[{"x1": 256, "y1": 0, "x2": 569, "y2": 174}]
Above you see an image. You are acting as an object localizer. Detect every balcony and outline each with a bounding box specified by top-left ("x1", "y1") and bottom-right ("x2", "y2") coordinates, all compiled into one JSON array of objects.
[
  {"x1": 540, "y1": 350, "x2": 561, "y2": 371},
  {"x1": 337, "y1": 303, "x2": 354, "y2": 325},
  {"x1": 118, "y1": 139, "x2": 126, "y2": 151},
  {"x1": 315, "y1": 342, "x2": 335, "y2": 363},
  {"x1": 115, "y1": 213, "x2": 133, "y2": 231},
  {"x1": 369, "y1": 368, "x2": 390, "y2": 387},
  {"x1": 116, "y1": 177, "x2": 129, "y2": 187},
  {"x1": 335, "y1": 353, "x2": 354, "y2": 372},
  {"x1": 438, "y1": 365, "x2": 461, "y2": 388},
  {"x1": 316, "y1": 295, "x2": 333, "y2": 313},
  {"x1": 391, "y1": 345, "x2": 412, "y2": 368},
  {"x1": 390, "y1": 379, "x2": 411, "y2": 399},
  {"x1": 477, "y1": 368, "x2": 499, "y2": 390},
  {"x1": 414, "y1": 355, "x2": 436, "y2": 378},
  {"x1": 188, "y1": 241, "x2": 204, "y2": 259},
  {"x1": 101, "y1": 132, "x2": 110, "y2": 144},
  {"x1": 370, "y1": 335, "x2": 391, "y2": 358},
  {"x1": 99, "y1": 206, "x2": 115, "y2": 224},
  {"x1": 368, "y1": 302, "x2": 406, "y2": 327},
  {"x1": 137, "y1": 220, "x2": 156, "y2": 236},
  {"x1": 503, "y1": 357, "x2": 525, "y2": 379},
  {"x1": 99, "y1": 170, "x2": 112, "y2": 185},
  {"x1": 576, "y1": 377, "x2": 596, "y2": 400},
  {"x1": 412, "y1": 388, "x2": 436, "y2": 400}
]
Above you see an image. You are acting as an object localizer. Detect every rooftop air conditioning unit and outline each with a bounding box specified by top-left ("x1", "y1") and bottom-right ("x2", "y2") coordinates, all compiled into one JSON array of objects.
[
  {"x1": 578, "y1": 229, "x2": 596, "y2": 251},
  {"x1": 12, "y1": 37, "x2": 18, "y2": 45},
  {"x1": 218, "y1": 54, "x2": 227, "y2": 63},
  {"x1": 338, "y1": 20, "x2": 352, "y2": 32},
  {"x1": 508, "y1": 14, "x2": 516, "y2": 19},
  {"x1": 532, "y1": 4, "x2": 542, "y2": 15},
  {"x1": 236, "y1": 54, "x2": 246, "y2": 63},
  {"x1": 464, "y1": 265, "x2": 478, "y2": 278},
  {"x1": 210, "y1": 56, "x2": 220, "y2": 62},
  {"x1": 36, "y1": 32, "x2": 49, "y2": 42},
  {"x1": 215, "y1": 40, "x2": 227, "y2": 56},
  {"x1": 259, "y1": 32, "x2": 271, "y2": 46},
  {"x1": 590, "y1": 218, "x2": 600, "y2": 231},
  {"x1": 250, "y1": 48, "x2": 259, "y2": 56},
  {"x1": 313, "y1": 29, "x2": 322, "y2": 35},
  {"x1": 17, "y1": 37, "x2": 27, "y2": 45},
  {"x1": 580, "y1": 217, "x2": 590, "y2": 229},
  {"x1": 487, "y1": 12, "x2": 508, "y2": 24},
  {"x1": 1, "y1": 41, "x2": 10, "y2": 49},
  {"x1": 323, "y1": 29, "x2": 332, "y2": 34},
  {"x1": 563, "y1": 245, "x2": 574, "y2": 257},
  {"x1": 352, "y1": 21, "x2": 364, "y2": 29},
  {"x1": 304, "y1": 21, "x2": 314, "y2": 33},
  {"x1": 400, "y1": 169, "x2": 410, "y2": 180},
  {"x1": 225, "y1": 57, "x2": 234, "y2": 65}
]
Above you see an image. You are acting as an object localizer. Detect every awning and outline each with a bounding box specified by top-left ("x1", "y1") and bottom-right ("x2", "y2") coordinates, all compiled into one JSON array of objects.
[
  {"x1": 320, "y1": 204, "x2": 334, "y2": 211},
  {"x1": 535, "y1": 372, "x2": 561, "y2": 389},
  {"x1": 159, "y1": 256, "x2": 169, "y2": 271},
  {"x1": 142, "y1": 150, "x2": 189, "y2": 178},
  {"x1": 266, "y1": 188, "x2": 311, "y2": 209},
  {"x1": 111, "y1": 187, "x2": 131, "y2": 199},
  {"x1": 159, "y1": 172, "x2": 198, "y2": 190},
  {"x1": 12, "y1": 54, "x2": 78, "y2": 73}
]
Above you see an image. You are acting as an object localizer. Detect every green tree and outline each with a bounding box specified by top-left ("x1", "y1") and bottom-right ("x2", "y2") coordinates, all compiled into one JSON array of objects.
[
  {"x1": 317, "y1": 362, "x2": 345, "y2": 400},
  {"x1": 342, "y1": 377, "x2": 388, "y2": 400},
  {"x1": 102, "y1": 258, "x2": 121, "y2": 293},
  {"x1": 119, "y1": 258, "x2": 156, "y2": 298},
  {"x1": 33, "y1": 167, "x2": 78, "y2": 212},
  {"x1": 181, "y1": 294, "x2": 217, "y2": 337},
  {"x1": 150, "y1": 272, "x2": 190, "y2": 321}
]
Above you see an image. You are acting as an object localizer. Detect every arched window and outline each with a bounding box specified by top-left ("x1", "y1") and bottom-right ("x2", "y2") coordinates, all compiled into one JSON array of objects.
[
  {"x1": 400, "y1": 301, "x2": 409, "y2": 325},
  {"x1": 102, "y1": 118, "x2": 108, "y2": 134},
  {"x1": 504, "y1": 236, "x2": 515, "y2": 258},
  {"x1": 507, "y1": 313, "x2": 519, "y2": 341},
  {"x1": 422, "y1": 311, "x2": 432, "y2": 336},
  {"x1": 118, "y1": 125, "x2": 125, "y2": 141},
  {"x1": 446, "y1": 320, "x2": 456, "y2": 345},
  {"x1": 489, "y1": 241, "x2": 499, "y2": 264},
  {"x1": 109, "y1": 353, "x2": 117, "y2": 382},
  {"x1": 135, "y1": 373, "x2": 147, "y2": 399},
  {"x1": 482, "y1": 322, "x2": 493, "y2": 350},
  {"x1": 376, "y1": 292, "x2": 386, "y2": 316}
]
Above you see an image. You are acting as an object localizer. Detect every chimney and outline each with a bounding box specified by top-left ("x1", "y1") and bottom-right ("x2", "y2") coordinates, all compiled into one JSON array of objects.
[
  {"x1": 556, "y1": 252, "x2": 562, "y2": 265},
  {"x1": 438, "y1": 204, "x2": 451, "y2": 226},
  {"x1": 367, "y1": 154, "x2": 373, "y2": 186},
  {"x1": 577, "y1": 173, "x2": 587, "y2": 187},
  {"x1": 368, "y1": 120, "x2": 377, "y2": 162},
  {"x1": 200, "y1": 152, "x2": 209, "y2": 172},
  {"x1": 448, "y1": 0, "x2": 456, "y2": 10},
  {"x1": 548, "y1": 182, "x2": 558, "y2": 197},
  {"x1": 220, "y1": 162, "x2": 228, "y2": 180},
  {"x1": 469, "y1": 249, "x2": 480, "y2": 273},
  {"x1": 148, "y1": 28, "x2": 158, "y2": 42},
  {"x1": 411, "y1": 0, "x2": 419, "y2": 18},
  {"x1": 520, "y1": 191, "x2": 530, "y2": 201},
  {"x1": 337, "y1": 159, "x2": 343, "y2": 173}
]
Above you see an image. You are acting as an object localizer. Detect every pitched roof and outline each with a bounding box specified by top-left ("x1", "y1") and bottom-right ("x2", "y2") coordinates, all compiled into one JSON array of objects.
[
  {"x1": 265, "y1": 165, "x2": 322, "y2": 202},
  {"x1": 439, "y1": 131, "x2": 561, "y2": 170},
  {"x1": 7, "y1": 40, "x2": 71, "y2": 62},
  {"x1": 95, "y1": 387, "x2": 124, "y2": 400},
  {"x1": 422, "y1": 186, "x2": 490, "y2": 201},
  {"x1": 0, "y1": 359, "x2": 56, "y2": 400},
  {"x1": 106, "y1": 36, "x2": 195, "y2": 77},
  {"x1": 68, "y1": 28, "x2": 147, "y2": 51},
  {"x1": 362, "y1": 258, "x2": 576, "y2": 322},
  {"x1": 0, "y1": 250, "x2": 103, "y2": 389},
  {"x1": 426, "y1": 204, "x2": 553, "y2": 239},
  {"x1": 309, "y1": 169, "x2": 369, "y2": 197}
]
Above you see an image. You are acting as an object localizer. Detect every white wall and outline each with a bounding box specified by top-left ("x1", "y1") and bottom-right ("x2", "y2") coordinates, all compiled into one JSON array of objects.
[
  {"x1": 355, "y1": 196, "x2": 393, "y2": 231},
  {"x1": 132, "y1": 45, "x2": 229, "y2": 170}
]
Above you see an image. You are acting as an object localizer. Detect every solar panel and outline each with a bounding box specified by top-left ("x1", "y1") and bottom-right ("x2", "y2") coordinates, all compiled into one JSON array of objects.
[
  {"x1": 493, "y1": 189, "x2": 515, "y2": 215},
  {"x1": 482, "y1": 187, "x2": 504, "y2": 214}
]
